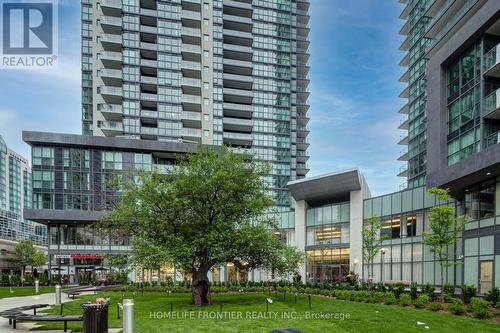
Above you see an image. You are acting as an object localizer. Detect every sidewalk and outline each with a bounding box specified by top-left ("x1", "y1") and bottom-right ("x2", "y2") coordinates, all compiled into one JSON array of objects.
[{"x1": 0, "y1": 292, "x2": 120, "y2": 332}]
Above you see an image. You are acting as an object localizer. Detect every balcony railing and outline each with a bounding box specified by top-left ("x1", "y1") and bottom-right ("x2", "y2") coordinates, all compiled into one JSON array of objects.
[
  {"x1": 484, "y1": 43, "x2": 500, "y2": 72},
  {"x1": 485, "y1": 130, "x2": 500, "y2": 149},
  {"x1": 98, "y1": 121, "x2": 123, "y2": 131},
  {"x1": 483, "y1": 89, "x2": 500, "y2": 117}
]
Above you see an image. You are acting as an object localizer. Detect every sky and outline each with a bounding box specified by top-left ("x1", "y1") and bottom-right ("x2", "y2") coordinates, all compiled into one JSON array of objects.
[{"x1": 0, "y1": 0, "x2": 406, "y2": 196}]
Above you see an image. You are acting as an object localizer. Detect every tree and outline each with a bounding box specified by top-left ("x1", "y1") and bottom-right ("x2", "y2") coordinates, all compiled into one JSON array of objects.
[
  {"x1": 99, "y1": 149, "x2": 303, "y2": 306},
  {"x1": 423, "y1": 188, "x2": 465, "y2": 302},
  {"x1": 103, "y1": 254, "x2": 130, "y2": 274},
  {"x1": 131, "y1": 237, "x2": 169, "y2": 287},
  {"x1": 11, "y1": 240, "x2": 46, "y2": 284},
  {"x1": 362, "y1": 215, "x2": 387, "y2": 282}
]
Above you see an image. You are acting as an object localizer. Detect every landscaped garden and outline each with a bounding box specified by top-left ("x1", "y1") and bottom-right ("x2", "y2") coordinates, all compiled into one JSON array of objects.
[
  {"x1": 0, "y1": 286, "x2": 61, "y2": 299},
  {"x1": 32, "y1": 284, "x2": 500, "y2": 333}
]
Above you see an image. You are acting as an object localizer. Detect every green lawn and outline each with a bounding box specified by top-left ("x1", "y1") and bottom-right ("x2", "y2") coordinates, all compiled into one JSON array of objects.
[
  {"x1": 33, "y1": 291, "x2": 499, "y2": 333},
  {"x1": 0, "y1": 286, "x2": 59, "y2": 299}
]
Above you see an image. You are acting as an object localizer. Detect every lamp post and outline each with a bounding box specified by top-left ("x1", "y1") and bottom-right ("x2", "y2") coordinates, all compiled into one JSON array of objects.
[{"x1": 380, "y1": 248, "x2": 387, "y2": 283}]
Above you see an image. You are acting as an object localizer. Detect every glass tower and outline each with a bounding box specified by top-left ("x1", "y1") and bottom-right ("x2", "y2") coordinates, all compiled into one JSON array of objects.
[
  {"x1": 0, "y1": 135, "x2": 47, "y2": 246},
  {"x1": 81, "y1": 0, "x2": 310, "y2": 210}
]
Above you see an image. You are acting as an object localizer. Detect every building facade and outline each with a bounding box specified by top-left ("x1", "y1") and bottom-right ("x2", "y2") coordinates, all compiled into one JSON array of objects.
[
  {"x1": 0, "y1": 135, "x2": 46, "y2": 246},
  {"x1": 81, "y1": 0, "x2": 310, "y2": 210},
  {"x1": 0, "y1": 135, "x2": 47, "y2": 273},
  {"x1": 23, "y1": 131, "x2": 219, "y2": 283}
]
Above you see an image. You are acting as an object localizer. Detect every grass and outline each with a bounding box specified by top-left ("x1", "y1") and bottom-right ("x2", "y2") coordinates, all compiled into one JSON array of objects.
[
  {"x1": 0, "y1": 286, "x2": 60, "y2": 299},
  {"x1": 31, "y1": 291, "x2": 500, "y2": 333}
]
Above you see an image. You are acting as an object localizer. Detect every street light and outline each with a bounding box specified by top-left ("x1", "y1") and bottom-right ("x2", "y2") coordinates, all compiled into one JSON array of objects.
[{"x1": 380, "y1": 248, "x2": 387, "y2": 283}]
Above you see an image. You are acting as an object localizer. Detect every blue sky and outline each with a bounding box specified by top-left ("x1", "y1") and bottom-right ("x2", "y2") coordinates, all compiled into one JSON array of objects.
[{"x1": 0, "y1": 0, "x2": 405, "y2": 196}]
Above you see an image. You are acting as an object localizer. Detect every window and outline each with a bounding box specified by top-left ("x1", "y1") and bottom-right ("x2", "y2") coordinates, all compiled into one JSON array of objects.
[
  {"x1": 204, "y1": 19, "x2": 209, "y2": 26},
  {"x1": 33, "y1": 146, "x2": 54, "y2": 166},
  {"x1": 203, "y1": 114, "x2": 209, "y2": 121},
  {"x1": 204, "y1": 98, "x2": 210, "y2": 105},
  {"x1": 204, "y1": 50, "x2": 209, "y2": 58},
  {"x1": 203, "y1": 82, "x2": 209, "y2": 89},
  {"x1": 204, "y1": 130, "x2": 210, "y2": 137},
  {"x1": 381, "y1": 217, "x2": 400, "y2": 239},
  {"x1": 464, "y1": 181, "x2": 496, "y2": 220},
  {"x1": 204, "y1": 34, "x2": 209, "y2": 42},
  {"x1": 102, "y1": 152, "x2": 122, "y2": 170},
  {"x1": 405, "y1": 215, "x2": 417, "y2": 237}
]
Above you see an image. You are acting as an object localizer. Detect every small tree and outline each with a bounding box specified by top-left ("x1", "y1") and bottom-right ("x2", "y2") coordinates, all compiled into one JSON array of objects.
[
  {"x1": 11, "y1": 240, "x2": 46, "y2": 285},
  {"x1": 423, "y1": 188, "x2": 465, "y2": 302},
  {"x1": 362, "y1": 215, "x2": 387, "y2": 282}
]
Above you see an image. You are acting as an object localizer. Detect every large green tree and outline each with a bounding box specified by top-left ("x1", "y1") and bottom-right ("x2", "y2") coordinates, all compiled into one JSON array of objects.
[
  {"x1": 11, "y1": 240, "x2": 47, "y2": 284},
  {"x1": 423, "y1": 188, "x2": 465, "y2": 302},
  {"x1": 362, "y1": 215, "x2": 387, "y2": 282},
  {"x1": 99, "y1": 149, "x2": 303, "y2": 306}
]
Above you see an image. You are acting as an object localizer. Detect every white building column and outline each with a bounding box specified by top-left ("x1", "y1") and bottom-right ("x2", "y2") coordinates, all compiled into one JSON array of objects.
[{"x1": 294, "y1": 199, "x2": 307, "y2": 283}]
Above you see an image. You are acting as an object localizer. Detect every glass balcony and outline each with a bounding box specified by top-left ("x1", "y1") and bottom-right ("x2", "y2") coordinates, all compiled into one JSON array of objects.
[
  {"x1": 484, "y1": 130, "x2": 500, "y2": 149},
  {"x1": 98, "y1": 121, "x2": 123, "y2": 133},
  {"x1": 483, "y1": 89, "x2": 500, "y2": 119},
  {"x1": 484, "y1": 43, "x2": 500, "y2": 77}
]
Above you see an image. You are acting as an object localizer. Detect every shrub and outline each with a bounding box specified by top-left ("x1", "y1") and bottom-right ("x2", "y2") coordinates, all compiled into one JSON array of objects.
[
  {"x1": 410, "y1": 282, "x2": 418, "y2": 300},
  {"x1": 393, "y1": 284, "x2": 405, "y2": 299},
  {"x1": 399, "y1": 294, "x2": 412, "y2": 307},
  {"x1": 443, "y1": 293, "x2": 455, "y2": 303},
  {"x1": 443, "y1": 283, "x2": 455, "y2": 296},
  {"x1": 461, "y1": 284, "x2": 477, "y2": 304},
  {"x1": 371, "y1": 291, "x2": 386, "y2": 303},
  {"x1": 384, "y1": 292, "x2": 397, "y2": 305},
  {"x1": 374, "y1": 282, "x2": 386, "y2": 293},
  {"x1": 485, "y1": 287, "x2": 499, "y2": 308},
  {"x1": 422, "y1": 283, "x2": 435, "y2": 300},
  {"x1": 413, "y1": 294, "x2": 431, "y2": 309},
  {"x1": 447, "y1": 299, "x2": 465, "y2": 316},
  {"x1": 428, "y1": 302, "x2": 443, "y2": 312},
  {"x1": 470, "y1": 297, "x2": 492, "y2": 319}
]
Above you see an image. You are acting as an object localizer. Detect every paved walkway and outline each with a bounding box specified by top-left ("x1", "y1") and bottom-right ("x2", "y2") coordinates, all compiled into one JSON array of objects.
[{"x1": 0, "y1": 292, "x2": 121, "y2": 332}]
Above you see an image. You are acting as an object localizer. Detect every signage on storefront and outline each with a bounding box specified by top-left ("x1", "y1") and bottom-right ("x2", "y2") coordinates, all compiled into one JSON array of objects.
[
  {"x1": 53, "y1": 254, "x2": 103, "y2": 260},
  {"x1": 54, "y1": 254, "x2": 71, "y2": 259}
]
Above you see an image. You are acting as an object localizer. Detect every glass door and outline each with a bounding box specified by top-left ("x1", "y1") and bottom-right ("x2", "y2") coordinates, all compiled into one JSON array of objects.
[{"x1": 479, "y1": 261, "x2": 493, "y2": 294}]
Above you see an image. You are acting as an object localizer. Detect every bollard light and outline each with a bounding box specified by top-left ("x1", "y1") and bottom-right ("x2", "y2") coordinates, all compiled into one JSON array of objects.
[
  {"x1": 55, "y1": 284, "x2": 61, "y2": 305},
  {"x1": 123, "y1": 299, "x2": 134, "y2": 333},
  {"x1": 35, "y1": 280, "x2": 39, "y2": 294}
]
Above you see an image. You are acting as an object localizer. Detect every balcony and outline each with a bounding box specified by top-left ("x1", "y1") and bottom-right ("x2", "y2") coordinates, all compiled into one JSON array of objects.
[
  {"x1": 223, "y1": 132, "x2": 253, "y2": 146},
  {"x1": 181, "y1": 77, "x2": 201, "y2": 95},
  {"x1": 296, "y1": 163, "x2": 310, "y2": 175},
  {"x1": 484, "y1": 43, "x2": 500, "y2": 78},
  {"x1": 223, "y1": 88, "x2": 252, "y2": 104},
  {"x1": 182, "y1": 27, "x2": 201, "y2": 38},
  {"x1": 98, "y1": 86, "x2": 122, "y2": 103},
  {"x1": 398, "y1": 117, "x2": 410, "y2": 130},
  {"x1": 99, "y1": 51, "x2": 122, "y2": 68},
  {"x1": 98, "y1": 104, "x2": 122, "y2": 121},
  {"x1": 181, "y1": 111, "x2": 202, "y2": 128},
  {"x1": 181, "y1": 9, "x2": 201, "y2": 21},
  {"x1": 182, "y1": 94, "x2": 202, "y2": 112},
  {"x1": 101, "y1": 0, "x2": 122, "y2": 16},
  {"x1": 397, "y1": 166, "x2": 408, "y2": 177},
  {"x1": 223, "y1": 0, "x2": 252, "y2": 11},
  {"x1": 182, "y1": 127, "x2": 202, "y2": 141},
  {"x1": 100, "y1": 34, "x2": 122, "y2": 49},
  {"x1": 483, "y1": 89, "x2": 500, "y2": 120},
  {"x1": 141, "y1": 127, "x2": 159, "y2": 136},
  {"x1": 141, "y1": 110, "x2": 158, "y2": 119},
  {"x1": 296, "y1": 137, "x2": 310, "y2": 149},
  {"x1": 484, "y1": 130, "x2": 500, "y2": 149},
  {"x1": 140, "y1": 25, "x2": 157, "y2": 34},
  {"x1": 140, "y1": 8, "x2": 157, "y2": 17},
  {"x1": 296, "y1": 151, "x2": 309, "y2": 163},
  {"x1": 398, "y1": 149, "x2": 409, "y2": 161},
  {"x1": 296, "y1": 125, "x2": 309, "y2": 137},
  {"x1": 98, "y1": 120, "x2": 123, "y2": 135},
  {"x1": 223, "y1": 102, "x2": 252, "y2": 118},
  {"x1": 99, "y1": 68, "x2": 121, "y2": 86},
  {"x1": 223, "y1": 73, "x2": 253, "y2": 90},
  {"x1": 223, "y1": 117, "x2": 253, "y2": 133},
  {"x1": 140, "y1": 59, "x2": 158, "y2": 68},
  {"x1": 182, "y1": 44, "x2": 202, "y2": 58},
  {"x1": 140, "y1": 42, "x2": 157, "y2": 51},
  {"x1": 100, "y1": 16, "x2": 122, "y2": 34},
  {"x1": 141, "y1": 93, "x2": 157, "y2": 102},
  {"x1": 141, "y1": 76, "x2": 157, "y2": 85},
  {"x1": 223, "y1": 58, "x2": 252, "y2": 76}
]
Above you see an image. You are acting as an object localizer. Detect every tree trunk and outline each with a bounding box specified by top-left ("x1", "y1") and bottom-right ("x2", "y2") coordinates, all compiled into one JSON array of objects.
[
  {"x1": 192, "y1": 266, "x2": 211, "y2": 306},
  {"x1": 157, "y1": 268, "x2": 161, "y2": 287},
  {"x1": 440, "y1": 260, "x2": 445, "y2": 303}
]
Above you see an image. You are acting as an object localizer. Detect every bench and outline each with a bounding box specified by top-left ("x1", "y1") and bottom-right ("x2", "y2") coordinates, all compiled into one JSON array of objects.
[
  {"x1": 0, "y1": 304, "x2": 82, "y2": 332},
  {"x1": 64, "y1": 290, "x2": 81, "y2": 299}
]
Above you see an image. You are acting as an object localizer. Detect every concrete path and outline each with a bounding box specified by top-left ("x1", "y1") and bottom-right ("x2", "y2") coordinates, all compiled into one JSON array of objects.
[{"x1": 0, "y1": 292, "x2": 121, "y2": 332}]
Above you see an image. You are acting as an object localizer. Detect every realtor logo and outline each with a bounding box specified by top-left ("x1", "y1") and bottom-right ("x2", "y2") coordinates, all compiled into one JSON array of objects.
[{"x1": 1, "y1": 0, "x2": 58, "y2": 68}]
